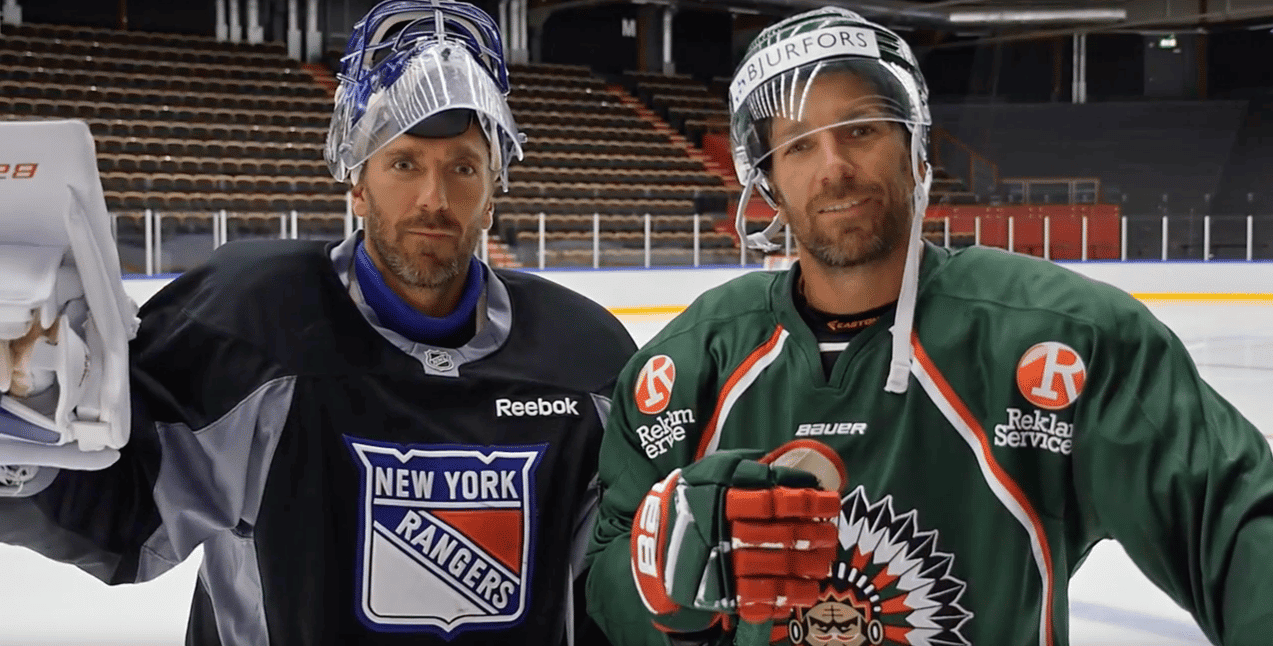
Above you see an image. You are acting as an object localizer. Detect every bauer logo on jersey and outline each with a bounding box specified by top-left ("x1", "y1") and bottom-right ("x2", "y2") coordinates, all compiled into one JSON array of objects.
[
  {"x1": 344, "y1": 437, "x2": 546, "y2": 636},
  {"x1": 1016, "y1": 341, "x2": 1086, "y2": 410},
  {"x1": 634, "y1": 354, "x2": 676, "y2": 415}
]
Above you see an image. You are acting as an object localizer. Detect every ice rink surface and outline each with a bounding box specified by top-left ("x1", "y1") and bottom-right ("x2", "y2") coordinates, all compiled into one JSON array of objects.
[{"x1": 1, "y1": 301, "x2": 1269, "y2": 645}]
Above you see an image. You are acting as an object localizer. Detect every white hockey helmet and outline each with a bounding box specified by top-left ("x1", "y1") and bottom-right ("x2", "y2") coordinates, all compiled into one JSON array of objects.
[
  {"x1": 728, "y1": 7, "x2": 934, "y2": 393},
  {"x1": 325, "y1": 0, "x2": 524, "y2": 189}
]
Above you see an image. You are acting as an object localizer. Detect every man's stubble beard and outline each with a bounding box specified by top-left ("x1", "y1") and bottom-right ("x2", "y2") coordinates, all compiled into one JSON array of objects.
[
  {"x1": 786, "y1": 160, "x2": 914, "y2": 270},
  {"x1": 363, "y1": 186, "x2": 482, "y2": 290}
]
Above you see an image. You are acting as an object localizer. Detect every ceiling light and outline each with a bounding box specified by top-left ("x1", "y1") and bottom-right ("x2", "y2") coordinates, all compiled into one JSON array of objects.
[{"x1": 949, "y1": 9, "x2": 1128, "y2": 24}]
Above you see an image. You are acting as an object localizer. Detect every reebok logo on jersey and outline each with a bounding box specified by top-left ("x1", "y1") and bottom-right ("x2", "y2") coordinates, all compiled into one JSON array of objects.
[
  {"x1": 1016, "y1": 341, "x2": 1086, "y2": 410},
  {"x1": 495, "y1": 397, "x2": 580, "y2": 417},
  {"x1": 795, "y1": 422, "x2": 867, "y2": 437},
  {"x1": 634, "y1": 355, "x2": 676, "y2": 415},
  {"x1": 993, "y1": 408, "x2": 1074, "y2": 455}
]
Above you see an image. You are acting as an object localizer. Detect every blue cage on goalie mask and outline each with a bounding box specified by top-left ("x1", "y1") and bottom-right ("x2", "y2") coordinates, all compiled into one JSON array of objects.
[{"x1": 325, "y1": 0, "x2": 524, "y2": 186}]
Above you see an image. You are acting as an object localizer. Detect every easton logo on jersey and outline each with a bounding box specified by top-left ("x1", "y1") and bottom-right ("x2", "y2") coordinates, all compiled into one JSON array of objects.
[
  {"x1": 344, "y1": 437, "x2": 546, "y2": 636},
  {"x1": 634, "y1": 355, "x2": 676, "y2": 415},
  {"x1": 1016, "y1": 341, "x2": 1086, "y2": 410}
]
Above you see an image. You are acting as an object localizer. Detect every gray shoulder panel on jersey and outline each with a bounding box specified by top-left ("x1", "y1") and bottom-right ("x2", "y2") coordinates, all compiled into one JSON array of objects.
[
  {"x1": 138, "y1": 376, "x2": 295, "y2": 582},
  {"x1": 330, "y1": 233, "x2": 512, "y2": 377},
  {"x1": 570, "y1": 392, "x2": 613, "y2": 577},
  {"x1": 571, "y1": 472, "x2": 599, "y2": 579},
  {"x1": 557, "y1": 393, "x2": 614, "y2": 646},
  {"x1": 198, "y1": 530, "x2": 270, "y2": 645},
  {"x1": 592, "y1": 392, "x2": 613, "y2": 430}
]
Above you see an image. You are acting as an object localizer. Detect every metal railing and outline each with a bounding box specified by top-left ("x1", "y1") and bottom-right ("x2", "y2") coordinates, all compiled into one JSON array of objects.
[
  {"x1": 504, "y1": 212, "x2": 753, "y2": 270},
  {"x1": 108, "y1": 210, "x2": 1270, "y2": 276},
  {"x1": 112, "y1": 205, "x2": 358, "y2": 275},
  {"x1": 931, "y1": 213, "x2": 1266, "y2": 262}
]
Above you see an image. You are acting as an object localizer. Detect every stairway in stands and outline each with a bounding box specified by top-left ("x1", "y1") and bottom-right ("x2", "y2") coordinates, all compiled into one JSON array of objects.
[
  {"x1": 497, "y1": 62, "x2": 734, "y2": 268},
  {"x1": 302, "y1": 62, "x2": 338, "y2": 98},
  {"x1": 610, "y1": 89, "x2": 696, "y2": 167},
  {"x1": 608, "y1": 86, "x2": 755, "y2": 241},
  {"x1": 485, "y1": 238, "x2": 522, "y2": 268},
  {"x1": 610, "y1": 87, "x2": 733, "y2": 188}
]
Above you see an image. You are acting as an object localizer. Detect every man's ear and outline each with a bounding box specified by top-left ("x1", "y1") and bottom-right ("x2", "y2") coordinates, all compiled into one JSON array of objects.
[
  {"x1": 350, "y1": 182, "x2": 368, "y2": 219},
  {"x1": 483, "y1": 202, "x2": 494, "y2": 230}
]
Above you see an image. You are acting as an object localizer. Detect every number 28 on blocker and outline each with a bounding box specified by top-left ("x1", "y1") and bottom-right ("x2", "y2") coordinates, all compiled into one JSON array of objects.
[{"x1": 0, "y1": 163, "x2": 39, "y2": 179}]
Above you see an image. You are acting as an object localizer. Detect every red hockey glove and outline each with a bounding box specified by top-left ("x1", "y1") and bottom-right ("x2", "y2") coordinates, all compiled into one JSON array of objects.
[{"x1": 630, "y1": 440, "x2": 846, "y2": 633}]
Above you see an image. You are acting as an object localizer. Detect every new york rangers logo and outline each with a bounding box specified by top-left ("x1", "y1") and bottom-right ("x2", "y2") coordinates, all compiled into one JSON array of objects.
[{"x1": 344, "y1": 437, "x2": 546, "y2": 636}]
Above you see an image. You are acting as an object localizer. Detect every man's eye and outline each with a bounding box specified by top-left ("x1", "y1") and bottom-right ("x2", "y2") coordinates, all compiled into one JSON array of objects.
[
  {"x1": 783, "y1": 140, "x2": 810, "y2": 156},
  {"x1": 456, "y1": 164, "x2": 476, "y2": 175},
  {"x1": 392, "y1": 160, "x2": 414, "y2": 171},
  {"x1": 850, "y1": 124, "x2": 876, "y2": 137}
]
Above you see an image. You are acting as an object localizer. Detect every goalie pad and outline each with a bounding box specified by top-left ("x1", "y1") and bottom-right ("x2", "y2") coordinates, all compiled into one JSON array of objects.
[{"x1": 0, "y1": 119, "x2": 139, "y2": 470}]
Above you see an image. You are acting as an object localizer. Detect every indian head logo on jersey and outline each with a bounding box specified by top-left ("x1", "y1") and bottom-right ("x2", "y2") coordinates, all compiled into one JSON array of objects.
[
  {"x1": 343, "y1": 437, "x2": 546, "y2": 637},
  {"x1": 1016, "y1": 341, "x2": 1086, "y2": 410},
  {"x1": 634, "y1": 354, "x2": 676, "y2": 415},
  {"x1": 782, "y1": 487, "x2": 973, "y2": 646}
]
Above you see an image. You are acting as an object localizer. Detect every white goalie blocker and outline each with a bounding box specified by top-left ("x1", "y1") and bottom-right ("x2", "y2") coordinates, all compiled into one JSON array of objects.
[{"x1": 0, "y1": 119, "x2": 139, "y2": 470}]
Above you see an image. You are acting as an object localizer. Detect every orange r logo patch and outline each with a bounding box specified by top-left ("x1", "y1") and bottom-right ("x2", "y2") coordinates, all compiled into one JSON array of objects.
[
  {"x1": 1017, "y1": 342, "x2": 1086, "y2": 410},
  {"x1": 635, "y1": 355, "x2": 676, "y2": 415}
]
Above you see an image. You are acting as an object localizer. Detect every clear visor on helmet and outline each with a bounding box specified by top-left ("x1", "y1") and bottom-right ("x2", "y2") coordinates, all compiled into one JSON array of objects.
[
  {"x1": 730, "y1": 57, "x2": 929, "y2": 193},
  {"x1": 326, "y1": 39, "x2": 523, "y2": 184}
]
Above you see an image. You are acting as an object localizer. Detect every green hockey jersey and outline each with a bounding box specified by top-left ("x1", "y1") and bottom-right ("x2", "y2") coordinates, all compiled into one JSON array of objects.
[{"x1": 587, "y1": 243, "x2": 1273, "y2": 646}]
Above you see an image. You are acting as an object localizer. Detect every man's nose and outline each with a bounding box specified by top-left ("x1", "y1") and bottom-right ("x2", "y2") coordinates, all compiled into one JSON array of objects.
[
  {"x1": 414, "y1": 169, "x2": 449, "y2": 212},
  {"x1": 816, "y1": 132, "x2": 855, "y2": 187}
]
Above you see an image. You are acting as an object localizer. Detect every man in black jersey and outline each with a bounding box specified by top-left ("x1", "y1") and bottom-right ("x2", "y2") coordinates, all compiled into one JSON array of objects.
[{"x1": 0, "y1": 2, "x2": 634, "y2": 644}]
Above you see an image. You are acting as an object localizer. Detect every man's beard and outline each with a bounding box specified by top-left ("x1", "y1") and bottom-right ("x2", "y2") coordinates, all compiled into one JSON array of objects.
[
  {"x1": 789, "y1": 168, "x2": 914, "y2": 269},
  {"x1": 363, "y1": 188, "x2": 480, "y2": 289}
]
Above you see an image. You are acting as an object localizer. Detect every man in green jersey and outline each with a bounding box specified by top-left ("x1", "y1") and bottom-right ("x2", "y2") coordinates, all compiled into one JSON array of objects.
[{"x1": 586, "y1": 7, "x2": 1273, "y2": 646}]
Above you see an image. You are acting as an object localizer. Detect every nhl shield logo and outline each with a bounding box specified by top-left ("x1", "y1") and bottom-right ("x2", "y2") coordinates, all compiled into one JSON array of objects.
[
  {"x1": 344, "y1": 437, "x2": 546, "y2": 636},
  {"x1": 423, "y1": 349, "x2": 456, "y2": 372}
]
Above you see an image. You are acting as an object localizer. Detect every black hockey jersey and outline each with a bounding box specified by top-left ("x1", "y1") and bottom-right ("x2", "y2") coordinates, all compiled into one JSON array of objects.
[{"x1": 0, "y1": 235, "x2": 635, "y2": 645}]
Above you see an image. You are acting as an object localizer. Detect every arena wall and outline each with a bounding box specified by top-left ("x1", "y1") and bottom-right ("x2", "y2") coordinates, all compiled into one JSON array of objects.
[{"x1": 121, "y1": 262, "x2": 1273, "y2": 312}]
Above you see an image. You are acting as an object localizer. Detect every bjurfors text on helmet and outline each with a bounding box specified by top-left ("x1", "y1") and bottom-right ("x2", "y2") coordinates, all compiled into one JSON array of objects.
[{"x1": 729, "y1": 27, "x2": 880, "y2": 111}]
